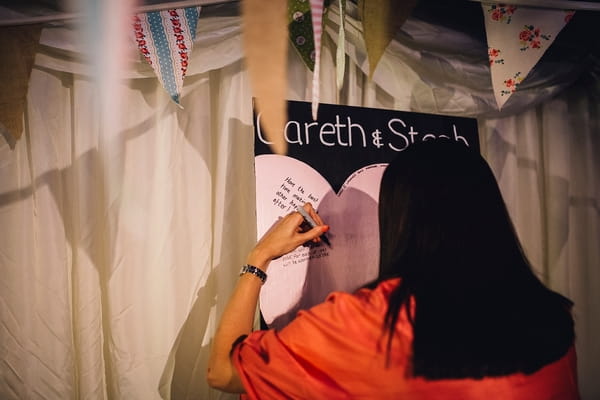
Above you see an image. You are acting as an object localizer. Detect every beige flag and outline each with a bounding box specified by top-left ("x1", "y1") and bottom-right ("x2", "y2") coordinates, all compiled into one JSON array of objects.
[
  {"x1": 242, "y1": 0, "x2": 288, "y2": 155},
  {"x1": 359, "y1": 0, "x2": 417, "y2": 78},
  {"x1": 0, "y1": 24, "x2": 42, "y2": 146}
]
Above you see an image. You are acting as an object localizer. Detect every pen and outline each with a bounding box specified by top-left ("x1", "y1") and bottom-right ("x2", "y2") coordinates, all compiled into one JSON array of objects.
[{"x1": 296, "y1": 205, "x2": 331, "y2": 247}]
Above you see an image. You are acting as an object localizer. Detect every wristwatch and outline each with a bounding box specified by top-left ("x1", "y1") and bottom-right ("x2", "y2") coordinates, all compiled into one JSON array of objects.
[{"x1": 239, "y1": 264, "x2": 267, "y2": 284}]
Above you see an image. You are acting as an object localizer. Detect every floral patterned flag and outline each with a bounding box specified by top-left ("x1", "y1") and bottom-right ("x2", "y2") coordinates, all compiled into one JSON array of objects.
[
  {"x1": 483, "y1": 4, "x2": 574, "y2": 109},
  {"x1": 132, "y1": 7, "x2": 201, "y2": 105}
]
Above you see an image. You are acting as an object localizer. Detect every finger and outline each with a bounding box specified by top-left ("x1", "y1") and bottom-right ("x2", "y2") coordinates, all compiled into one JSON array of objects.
[
  {"x1": 312, "y1": 209, "x2": 325, "y2": 226},
  {"x1": 281, "y1": 210, "x2": 304, "y2": 227},
  {"x1": 302, "y1": 202, "x2": 317, "y2": 218},
  {"x1": 304, "y1": 203, "x2": 326, "y2": 226},
  {"x1": 297, "y1": 224, "x2": 329, "y2": 244},
  {"x1": 299, "y1": 220, "x2": 312, "y2": 233}
]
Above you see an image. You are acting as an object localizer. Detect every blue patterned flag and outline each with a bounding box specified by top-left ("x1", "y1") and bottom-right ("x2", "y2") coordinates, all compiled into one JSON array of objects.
[{"x1": 132, "y1": 7, "x2": 201, "y2": 105}]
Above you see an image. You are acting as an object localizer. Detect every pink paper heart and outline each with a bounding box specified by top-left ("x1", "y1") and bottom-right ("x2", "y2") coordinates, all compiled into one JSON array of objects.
[{"x1": 256, "y1": 155, "x2": 386, "y2": 329}]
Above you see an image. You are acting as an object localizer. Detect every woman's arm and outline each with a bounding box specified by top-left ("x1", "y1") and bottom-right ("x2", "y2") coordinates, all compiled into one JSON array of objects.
[{"x1": 206, "y1": 204, "x2": 329, "y2": 392}]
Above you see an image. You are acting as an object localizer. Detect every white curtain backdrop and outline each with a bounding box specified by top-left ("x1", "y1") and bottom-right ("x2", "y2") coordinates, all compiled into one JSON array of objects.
[{"x1": 0, "y1": 3, "x2": 598, "y2": 399}]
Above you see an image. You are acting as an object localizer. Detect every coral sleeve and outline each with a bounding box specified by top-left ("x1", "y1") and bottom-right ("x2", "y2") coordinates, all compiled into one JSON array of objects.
[{"x1": 231, "y1": 286, "x2": 400, "y2": 400}]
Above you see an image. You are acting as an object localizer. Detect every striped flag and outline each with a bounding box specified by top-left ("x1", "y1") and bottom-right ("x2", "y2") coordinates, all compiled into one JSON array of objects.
[
  {"x1": 132, "y1": 7, "x2": 201, "y2": 105},
  {"x1": 310, "y1": 0, "x2": 324, "y2": 120}
]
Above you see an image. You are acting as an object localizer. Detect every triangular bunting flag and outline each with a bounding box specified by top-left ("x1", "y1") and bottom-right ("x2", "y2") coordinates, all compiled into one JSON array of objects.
[
  {"x1": 309, "y1": 0, "x2": 325, "y2": 120},
  {"x1": 0, "y1": 24, "x2": 42, "y2": 147},
  {"x1": 359, "y1": 0, "x2": 417, "y2": 78},
  {"x1": 132, "y1": 7, "x2": 201, "y2": 105},
  {"x1": 482, "y1": 4, "x2": 575, "y2": 109},
  {"x1": 289, "y1": 0, "x2": 316, "y2": 71},
  {"x1": 335, "y1": 0, "x2": 347, "y2": 92},
  {"x1": 242, "y1": 0, "x2": 288, "y2": 154},
  {"x1": 288, "y1": 0, "x2": 333, "y2": 73},
  {"x1": 288, "y1": 0, "x2": 329, "y2": 120}
]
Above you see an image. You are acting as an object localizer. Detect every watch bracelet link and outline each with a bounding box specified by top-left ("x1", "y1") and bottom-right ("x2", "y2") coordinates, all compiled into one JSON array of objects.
[{"x1": 240, "y1": 264, "x2": 267, "y2": 284}]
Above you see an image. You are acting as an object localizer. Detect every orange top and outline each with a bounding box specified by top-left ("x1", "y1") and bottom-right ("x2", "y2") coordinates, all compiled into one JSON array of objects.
[{"x1": 232, "y1": 278, "x2": 580, "y2": 400}]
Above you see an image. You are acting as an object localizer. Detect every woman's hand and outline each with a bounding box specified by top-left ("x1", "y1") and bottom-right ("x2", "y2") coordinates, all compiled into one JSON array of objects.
[
  {"x1": 246, "y1": 203, "x2": 329, "y2": 269},
  {"x1": 207, "y1": 203, "x2": 328, "y2": 392}
]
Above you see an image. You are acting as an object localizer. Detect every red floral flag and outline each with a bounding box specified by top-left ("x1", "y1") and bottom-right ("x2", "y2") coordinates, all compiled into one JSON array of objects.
[{"x1": 482, "y1": 4, "x2": 574, "y2": 109}]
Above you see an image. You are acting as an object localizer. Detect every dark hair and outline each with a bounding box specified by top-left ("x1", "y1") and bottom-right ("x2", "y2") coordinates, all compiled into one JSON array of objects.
[{"x1": 374, "y1": 139, "x2": 574, "y2": 379}]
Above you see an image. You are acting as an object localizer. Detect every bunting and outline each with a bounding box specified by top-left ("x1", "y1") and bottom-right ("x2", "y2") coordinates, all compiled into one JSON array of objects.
[
  {"x1": 359, "y1": 0, "x2": 417, "y2": 78},
  {"x1": 309, "y1": 0, "x2": 325, "y2": 120},
  {"x1": 335, "y1": 0, "x2": 347, "y2": 92},
  {"x1": 289, "y1": 0, "x2": 316, "y2": 71},
  {"x1": 288, "y1": 0, "x2": 331, "y2": 120},
  {"x1": 483, "y1": 4, "x2": 575, "y2": 109},
  {"x1": 242, "y1": 0, "x2": 289, "y2": 154},
  {"x1": 132, "y1": 7, "x2": 201, "y2": 105},
  {"x1": 0, "y1": 24, "x2": 42, "y2": 147}
]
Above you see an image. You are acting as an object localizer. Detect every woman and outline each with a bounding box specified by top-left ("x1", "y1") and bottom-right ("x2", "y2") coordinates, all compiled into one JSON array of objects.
[{"x1": 207, "y1": 139, "x2": 579, "y2": 399}]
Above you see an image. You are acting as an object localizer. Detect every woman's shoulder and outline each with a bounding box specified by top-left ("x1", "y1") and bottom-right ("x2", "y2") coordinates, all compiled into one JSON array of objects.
[
  {"x1": 280, "y1": 277, "x2": 408, "y2": 349},
  {"x1": 277, "y1": 277, "x2": 410, "y2": 348},
  {"x1": 304, "y1": 278, "x2": 404, "y2": 327},
  {"x1": 326, "y1": 278, "x2": 401, "y2": 307}
]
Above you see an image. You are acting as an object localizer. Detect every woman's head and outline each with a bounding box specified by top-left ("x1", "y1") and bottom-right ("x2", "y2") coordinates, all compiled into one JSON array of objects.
[
  {"x1": 376, "y1": 138, "x2": 574, "y2": 379},
  {"x1": 378, "y1": 138, "x2": 523, "y2": 289}
]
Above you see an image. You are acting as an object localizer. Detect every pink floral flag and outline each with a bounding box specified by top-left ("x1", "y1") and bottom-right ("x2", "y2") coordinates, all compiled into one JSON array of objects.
[{"x1": 482, "y1": 4, "x2": 574, "y2": 109}]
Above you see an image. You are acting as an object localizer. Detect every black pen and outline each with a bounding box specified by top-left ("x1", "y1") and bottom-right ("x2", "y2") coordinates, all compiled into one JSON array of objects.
[{"x1": 296, "y1": 205, "x2": 331, "y2": 247}]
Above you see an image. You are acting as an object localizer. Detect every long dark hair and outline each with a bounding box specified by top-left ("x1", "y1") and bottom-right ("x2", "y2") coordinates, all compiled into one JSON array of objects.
[{"x1": 375, "y1": 139, "x2": 574, "y2": 379}]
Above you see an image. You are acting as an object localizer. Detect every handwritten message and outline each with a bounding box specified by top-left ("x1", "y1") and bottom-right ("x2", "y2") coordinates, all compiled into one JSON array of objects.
[
  {"x1": 273, "y1": 176, "x2": 320, "y2": 213},
  {"x1": 271, "y1": 175, "x2": 330, "y2": 266}
]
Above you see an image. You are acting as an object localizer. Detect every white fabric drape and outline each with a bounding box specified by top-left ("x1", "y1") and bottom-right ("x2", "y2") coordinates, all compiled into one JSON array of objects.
[{"x1": 0, "y1": 3, "x2": 598, "y2": 399}]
